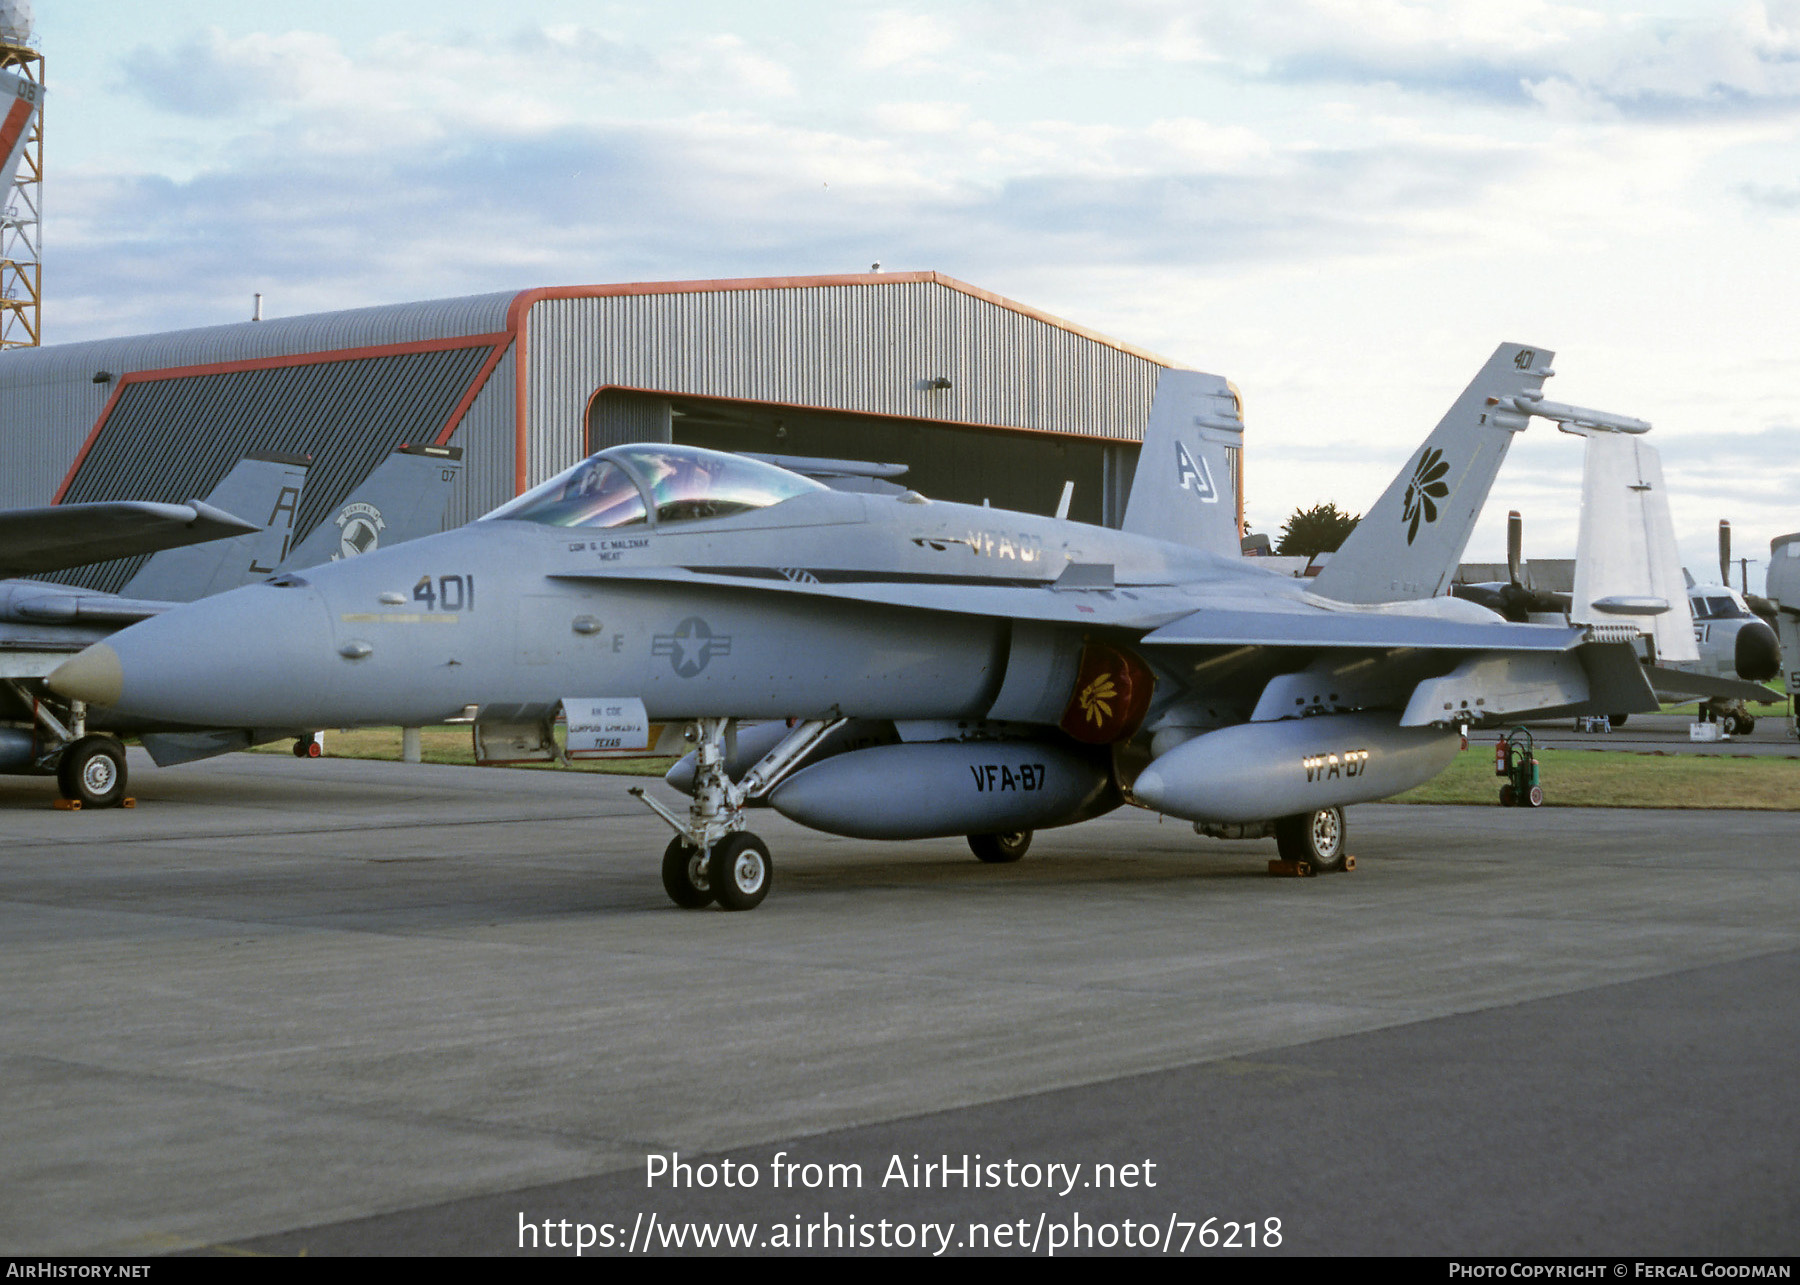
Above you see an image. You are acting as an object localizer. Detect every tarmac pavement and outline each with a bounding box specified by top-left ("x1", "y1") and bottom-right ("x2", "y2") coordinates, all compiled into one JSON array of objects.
[{"x1": 2, "y1": 749, "x2": 1795, "y2": 1256}]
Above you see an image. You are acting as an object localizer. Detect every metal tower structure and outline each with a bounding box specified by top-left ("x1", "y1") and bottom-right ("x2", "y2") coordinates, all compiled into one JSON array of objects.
[{"x1": 0, "y1": 27, "x2": 41, "y2": 349}]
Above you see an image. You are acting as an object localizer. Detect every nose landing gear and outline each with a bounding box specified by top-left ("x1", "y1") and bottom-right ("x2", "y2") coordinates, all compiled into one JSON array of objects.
[{"x1": 633, "y1": 716, "x2": 845, "y2": 911}]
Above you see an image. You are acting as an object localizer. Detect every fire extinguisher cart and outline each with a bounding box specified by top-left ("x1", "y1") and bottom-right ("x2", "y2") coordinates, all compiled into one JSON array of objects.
[{"x1": 1495, "y1": 727, "x2": 1544, "y2": 808}]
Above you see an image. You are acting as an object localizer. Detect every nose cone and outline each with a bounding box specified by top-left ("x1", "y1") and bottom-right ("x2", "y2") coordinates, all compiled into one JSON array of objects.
[
  {"x1": 47, "y1": 643, "x2": 123, "y2": 706},
  {"x1": 1131, "y1": 766, "x2": 1169, "y2": 812},
  {"x1": 1735, "y1": 619, "x2": 1781, "y2": 682},
  {"x1": 48, "y1": 582, "x2": 337, "y2": 725}
]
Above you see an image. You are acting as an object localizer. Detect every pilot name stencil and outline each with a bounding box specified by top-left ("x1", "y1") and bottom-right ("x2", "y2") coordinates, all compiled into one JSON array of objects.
[
  {"x1": 570, "y1": 536, "x2": 650, "y2": 562},
  {"x1": 653, "y1": 616, "x2": 732, "y2": 677}
]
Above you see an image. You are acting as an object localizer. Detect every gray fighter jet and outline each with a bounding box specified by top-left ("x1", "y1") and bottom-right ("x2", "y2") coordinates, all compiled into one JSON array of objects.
[
  {"x1": 51, "y1": 344, "x2": 1660, "y2": 908},
  {"x1": 5, "y1": 445, "x2": 461, "y2": 805}
]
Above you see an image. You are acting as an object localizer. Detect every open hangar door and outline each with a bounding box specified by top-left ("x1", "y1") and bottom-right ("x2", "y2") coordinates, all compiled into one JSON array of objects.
[{"x1": 587, "y1": 389, "x2": 1139, "y2": 528}]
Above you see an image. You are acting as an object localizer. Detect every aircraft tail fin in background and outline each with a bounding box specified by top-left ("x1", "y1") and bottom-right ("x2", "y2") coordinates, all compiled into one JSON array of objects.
[
  {"x1": 1309, "y1": 343, "x2": 1555, "y2": 605},
  {"x1": 1767, "y1": 532, "x2": 1800, "y2": 693},
  {"x1": 0, "y1": 72, "x2": 43, "y2": 194},
  {"x1": 1568, "y1": 433, "x2": 1697, "y2": 664},
  {"x1": 120, "y1": 454, "x2": 309, "y2": 603},
  {"x1": 1119, "y1": 367, "x2": 1244, "y2": 557},
  {"x1": 281, "y1": 444, "x2": 464, "y2": 572}
]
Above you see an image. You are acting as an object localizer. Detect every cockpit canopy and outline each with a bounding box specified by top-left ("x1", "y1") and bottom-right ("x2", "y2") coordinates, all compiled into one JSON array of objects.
[
  {"x1": 482, "y1": 444, "x2": 827, "y2": 529},
  {"x1": 1690, "y1": 588, "x2": 1751, "y2": 621}
]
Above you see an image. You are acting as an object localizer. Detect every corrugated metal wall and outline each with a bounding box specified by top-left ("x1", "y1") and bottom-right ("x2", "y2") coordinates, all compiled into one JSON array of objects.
[
  {"x1": 1, "y1": 276, "x2": 1182, "y2": 543},
  {"x1": 0, "y1": 292, "x2": 514, "y2": 508},
  {"x1": 441, "y1": 343, "x2": 516, "y2": 528},
  {"x1": 56, "y1": 346, "x2": 494, "y2": 592},
  {"x1": 522, "y1": 280, "x2": 1165, "y2": 490}
]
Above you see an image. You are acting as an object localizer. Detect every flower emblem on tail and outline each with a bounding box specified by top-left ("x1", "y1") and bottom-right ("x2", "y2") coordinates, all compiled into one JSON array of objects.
[{"x1": 1401, "y1": 448, "x2": 1451, "y2": 545}]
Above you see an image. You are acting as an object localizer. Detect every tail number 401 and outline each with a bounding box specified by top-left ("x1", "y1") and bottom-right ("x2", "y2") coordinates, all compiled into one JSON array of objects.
[{"x1": 414, "y1": 574, "x2": 475, "y2": 611}]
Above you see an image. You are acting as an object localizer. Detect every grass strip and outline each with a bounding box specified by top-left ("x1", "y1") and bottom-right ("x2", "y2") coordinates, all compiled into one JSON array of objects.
[{"x1": 1393, "y1": 744, "x2": 1799, "y2": 809}]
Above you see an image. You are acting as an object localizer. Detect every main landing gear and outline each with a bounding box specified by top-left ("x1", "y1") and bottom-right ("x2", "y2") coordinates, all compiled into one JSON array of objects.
[
  {"x1": 968, "y1": 830, "x2": 1032, "y2": 864},
  {"x1": 1273, "y1": 806, "x2": 1347, "y2": 873},
  {"x1": 633, "y1": 716, "x2": 846, "y2": 911}
]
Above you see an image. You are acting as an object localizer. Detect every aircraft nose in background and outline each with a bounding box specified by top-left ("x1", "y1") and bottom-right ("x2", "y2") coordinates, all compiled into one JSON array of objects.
[
  {"x1": 1736, "y1": 619, "x2": 1781, "y2": 683},
  {"x1": 47, "y1": 643, "x2": 123, "y2": 707}
]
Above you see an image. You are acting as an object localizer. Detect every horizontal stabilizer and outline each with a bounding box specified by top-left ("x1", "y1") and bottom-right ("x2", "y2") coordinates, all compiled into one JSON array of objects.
[{"x1": 1643, "y1": 665, "x2": 1781, "y2": 704}]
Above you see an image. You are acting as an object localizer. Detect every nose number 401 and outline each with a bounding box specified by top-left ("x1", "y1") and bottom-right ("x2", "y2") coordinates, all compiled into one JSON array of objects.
[{"x1": 413, "y1": 574, "x2": 475, "y2": 611}]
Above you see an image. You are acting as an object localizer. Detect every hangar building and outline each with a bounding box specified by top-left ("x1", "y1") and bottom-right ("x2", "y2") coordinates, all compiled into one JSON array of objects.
[{"x1": 0, "y1": 272, "x2": 1237, "y2": 593}]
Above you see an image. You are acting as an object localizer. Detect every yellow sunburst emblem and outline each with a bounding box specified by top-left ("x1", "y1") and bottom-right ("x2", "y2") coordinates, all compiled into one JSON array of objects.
[{"x1": 1077, "y1": 672, "x2": 1117, "y2": 727}]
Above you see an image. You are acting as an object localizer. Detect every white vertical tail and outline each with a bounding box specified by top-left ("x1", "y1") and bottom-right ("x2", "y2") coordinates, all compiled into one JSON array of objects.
[{"x1": 1568, "y1": 433, "x2": 1698, "y2": 663}]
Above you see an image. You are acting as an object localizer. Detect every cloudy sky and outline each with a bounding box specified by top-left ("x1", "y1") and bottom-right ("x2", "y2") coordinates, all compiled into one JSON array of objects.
[{"x1": 21, "y1": 1, "x2": 1800, "y2": 587}]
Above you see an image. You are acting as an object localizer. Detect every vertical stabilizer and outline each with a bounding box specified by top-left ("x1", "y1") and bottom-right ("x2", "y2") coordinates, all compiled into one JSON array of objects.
[
  {"x1": 1310, "y1": 343, "x2": 1555, "y2": 604},
  {"x1": 281, "y1": 444, "x2": 464, "y2": 571},
  {"x1": 121, "y1": 454, "x2": 309, "y2": 602},
  {"x1": 1569, "y1": 433, "x2": 1697, "y2": 663},
  {"x1": 1119, "y1": 367, "x2": 1244, "y2": 556}
]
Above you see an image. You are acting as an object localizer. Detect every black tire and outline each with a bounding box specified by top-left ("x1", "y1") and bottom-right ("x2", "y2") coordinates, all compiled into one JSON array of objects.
[
  {"x1": 1607, "y1": 713, "x2": 1628, "y2": 728},
  {"x1": 709, "y1": 832, "x2": 772, "y2": 911},
  {"x1": 1273, "y1": 806, "x2": 1347, "y2": 873},
  {"x1": 57, "y1": 735, "x2": 127, "y2": 808},
  {"x1": 1723, "y1": 712, "x2": 1744, "y2": 735},
  {"x1": 1499, "y1": 784, "x2": 1515, "y2": 808},
  {"x1": 661, "y1": 837, "x2": 714, "y2": 909},
  {"x1": 1741, "y1": 716, "x2": 1756, "y2": 734},
  {"x1": 968, "y1": 830, "x2": 1032, "y2": 864}
]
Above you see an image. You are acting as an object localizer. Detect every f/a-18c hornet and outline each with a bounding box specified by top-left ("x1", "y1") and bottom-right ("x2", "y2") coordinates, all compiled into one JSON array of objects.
[{"x1": 50, "y1": 344, "x2": 1663, "y2": 909}]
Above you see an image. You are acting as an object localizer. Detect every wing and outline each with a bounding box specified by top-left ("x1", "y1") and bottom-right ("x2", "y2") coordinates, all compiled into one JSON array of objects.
[
  {"x1": 549, "y1": 563, "x2": 1205, "y2": 629},
  {"x1": 0, "y1": 500, "x2": 258, "y2": 579}
]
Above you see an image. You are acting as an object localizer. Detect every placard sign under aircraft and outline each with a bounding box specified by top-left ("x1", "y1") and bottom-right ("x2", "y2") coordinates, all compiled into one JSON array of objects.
[{"x1": 564, "y1": 697, "x2": 653, "y2": 757}]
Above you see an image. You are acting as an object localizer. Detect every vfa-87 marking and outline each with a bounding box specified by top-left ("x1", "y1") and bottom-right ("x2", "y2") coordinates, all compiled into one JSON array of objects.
[
  {"x1": 969, "y1": 762, "x2": 1048, "y2": 793},
  {"x1": 1302, "y1": 750, "x2": 1370, "y2": 783},
  {"x1": 54, "y1": 344, "x2": 1661, "y2": 909}
]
